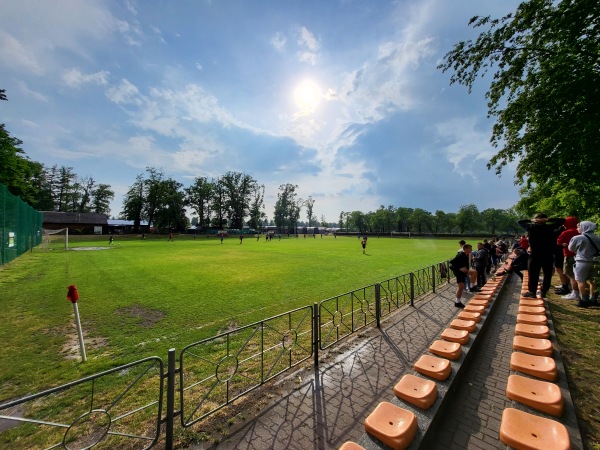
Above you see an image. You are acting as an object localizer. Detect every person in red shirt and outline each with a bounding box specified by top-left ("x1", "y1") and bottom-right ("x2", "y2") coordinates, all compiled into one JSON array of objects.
[
  {"x1": 519, "y1": 235, "x2": 529, "y2": 251},
  {"x1": 557, "y1": 216, "x2": 580, "y2": 300}
]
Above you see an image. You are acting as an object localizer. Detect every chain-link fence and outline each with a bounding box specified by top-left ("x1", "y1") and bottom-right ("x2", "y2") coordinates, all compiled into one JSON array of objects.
[{"x1": 0, "y1": 183, "x2": 43, "y2": 266}]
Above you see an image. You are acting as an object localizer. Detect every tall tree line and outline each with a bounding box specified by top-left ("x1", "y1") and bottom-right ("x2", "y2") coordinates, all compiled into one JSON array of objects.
[
  {"x1": 337, "y1": 204, "x2": 521, "y2": 236},
  {"x1": 121, "y1": 169, "x2": 265, "y2": 233}
]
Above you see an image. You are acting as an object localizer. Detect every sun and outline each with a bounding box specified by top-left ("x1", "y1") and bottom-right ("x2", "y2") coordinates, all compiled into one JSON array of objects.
[{"x1": 294, "y1": 80, "x2": 322, "y2": 114}]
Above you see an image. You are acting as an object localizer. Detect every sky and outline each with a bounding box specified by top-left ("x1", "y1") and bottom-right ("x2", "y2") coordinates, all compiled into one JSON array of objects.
[{"x1": 0, "y1": 0, "x2": 524, "y2": 223}]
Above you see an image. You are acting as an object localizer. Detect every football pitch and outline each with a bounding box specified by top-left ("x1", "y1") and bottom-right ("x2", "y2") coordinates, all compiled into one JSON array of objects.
[{"x1": 0, "y1": 234, "x2": 461, "y2": 400}]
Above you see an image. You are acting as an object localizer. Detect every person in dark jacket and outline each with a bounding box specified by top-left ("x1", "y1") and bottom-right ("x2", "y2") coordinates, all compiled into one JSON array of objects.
[
  {"x1": 450, "y1": 244, "x2": 475, "y2": 308},
  {"x1": 497, "y1": 248, "x2": 528, "y2": 280},
  {"x1": 518, "y1": 213, "x2": 566, "y2": 298}
]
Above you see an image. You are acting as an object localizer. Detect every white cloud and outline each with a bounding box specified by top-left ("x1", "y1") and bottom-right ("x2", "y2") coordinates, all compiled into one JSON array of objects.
[
  {"x1": 62, "y1": 68, "x2": 110, "y2": 88},
  {"x1": 0, "y1": 30, "x2": 44, "y2": 74},
  {"x1": 270, "y1": 32, "x2": 286, "y2": 51},
  {"x1": 106, "y1": 79, "x2": 143, "y2": 105},
  {"x1": 296, "y1": 26, "x2": 320, "y2": 65},
  {"x1": 435, "y1": 117, "x2": 494, "y2": 177},
  {"x1": 17, "y1": 81, "x2": 49, "y2": 102},
  {"x1": 298, "y1": 26, "x2": 319, "y2": 51}
]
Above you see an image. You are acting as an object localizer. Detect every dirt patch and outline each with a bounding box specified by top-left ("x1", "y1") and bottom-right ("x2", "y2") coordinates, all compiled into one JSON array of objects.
[
  {"x1": 70, "y1": 246, "x2": 113, "y2": 251},
  {"x1": 54, "y1": 323, "x2": 109, "y2": 360},
  {"x1": 115, "y1": 304, "x2": 166, "y2": 328}
]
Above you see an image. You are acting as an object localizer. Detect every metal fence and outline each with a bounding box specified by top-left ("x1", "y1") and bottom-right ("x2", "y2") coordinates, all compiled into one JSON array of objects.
[
  {"x1": 0, "y1": 183, "x2": 43, "y2": 266},
  {"x1": 179, "y1": 305, "x2": 314, "y2": 427},
  {"x1": 0, "y1": 357, "x2": 164, "y2": 450},
  {"x1": 0, "y1": 262, "x2": 450, "y2": 449}
]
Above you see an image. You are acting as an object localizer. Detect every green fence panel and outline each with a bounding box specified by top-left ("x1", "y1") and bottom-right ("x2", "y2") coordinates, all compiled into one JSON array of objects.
[{"x1": 0, "y1": 183, "x2": 43, "y2": 266}]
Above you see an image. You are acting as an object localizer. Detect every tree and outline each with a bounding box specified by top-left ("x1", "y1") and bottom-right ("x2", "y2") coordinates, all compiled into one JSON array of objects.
[
  {"x1": 55, "y1": 166, "x2": 76, "y2": 212},
  {"x1": 409, "y1": 208, "x2": 433, "y2": 234},
  {"x1": 0, "y1": 124, "x2": 45, "y2": 206},
  {"x1": 395, "y1": 207, "x2": 413, "y2": 232},
  {"x1": 121, "y1": 174, "x2": 145, "y2": 232},
  {"x1": 185, "y1": 177, "x2": 214, "y2": 230},
  {"x1": 439, "y1": 0, "x2": 600, "y2": 217},
  {"x1": 456, "y1": 204, "x2": 480, "y2": 234},
  {"x1": 91, "y1": 183, "x2": 114, "y2": 214},
  {"x1": 152, "y1": 178, "x2": 187, "y2": 231},
  {"x1": 248, "y1": 184, "x2": 265, "y2": 230},
  {"x1": 143, "y1": 168, "x2": 165, "y2": 230},
  {"x1": 220, "y1": 171, "x2": 257, "y2": 229},
  {"x1": 211, "y1": 178, "x2": 227, "y2": 229},
  {"x1": 304, "y1": 196, "x2": 316, "y2": 227},
  {"x1": 481, "y1": 208, "x2": 504, "y2": 236},
  {"x1": 274, "y1": 184, "x2": 299, "y2": 233}
]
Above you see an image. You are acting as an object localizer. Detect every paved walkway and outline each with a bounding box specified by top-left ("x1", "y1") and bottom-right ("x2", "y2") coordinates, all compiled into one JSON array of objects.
[{"x1": 191, "y1": 276, "x2": 582, "y2": 450}]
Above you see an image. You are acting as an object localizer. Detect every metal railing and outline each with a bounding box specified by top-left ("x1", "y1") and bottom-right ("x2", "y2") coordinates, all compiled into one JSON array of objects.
[
  {"x1": 318, "y1": 285, "x2": 377, "y2": 350},
  {"x1": 0, "y1": 262, "x2": 450, "y2": 449},
  {"x1": 179, "y1": 305, "x2": 313, "y2": 427},
  {"x1": 0, "y1": 357, "x2": 163, "y2": 450}
]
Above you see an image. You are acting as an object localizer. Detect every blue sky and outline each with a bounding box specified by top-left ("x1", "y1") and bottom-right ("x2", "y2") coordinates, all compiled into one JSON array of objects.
[{"x1": 0, "y1": 0, "x2": 523, "y2": 222}]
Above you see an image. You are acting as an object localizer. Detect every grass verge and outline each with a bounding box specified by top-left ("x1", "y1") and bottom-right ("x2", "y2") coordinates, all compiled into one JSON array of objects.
[{"x1": 547, "y1": 279, "x2": 600, "y2": 450}]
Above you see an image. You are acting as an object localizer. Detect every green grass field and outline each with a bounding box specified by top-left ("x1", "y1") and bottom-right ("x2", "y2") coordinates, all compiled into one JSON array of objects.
[{"x1": 0, "y1": 234, "x2": 460, "y2": 401}]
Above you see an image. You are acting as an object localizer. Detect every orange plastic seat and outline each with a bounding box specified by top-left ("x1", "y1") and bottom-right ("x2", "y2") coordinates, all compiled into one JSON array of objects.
[
  {"x1": 506, "y1": 374, "x2": 564, "y2": 416},
  {"x1": 413, "y1": 354, "x2": 452, "y2": 381},
  {"x1": 478, "y1": 286, "x2": 497, "y2": 293},
  {"x1": 519, "y1": 306, "x2": 546, "y2": 315},
  {"x1": 449, "y1": 318, "x2": 477, "y2": 333},
  {"x1": 519, "y1": 299, "x2": 544, "y2": 307},
  {"x1": 515, "y1": 324, "x2": 550, "y2": 339},
  {"x1": 463, "y1": 304, "x2": 486, "y2": 314},
  {"x1": 440, "y1": 328, "x2": 470, "y2": 345},
  {"x1": 513, "y1": 335, "x2": 553, "y2": 357},
  {"x1": 468, "y1": 299, "x2": 489, "y2": 307},
  {"x1": 517, "y1": 314, "x2": 547, "y2": 326},
  {"x1": 510, "y1": 352, "x2": 558, "y2": 381},
  {"x1": 500, "y1": 408, "x2": 570, "y2": 450},
  {"x1": 457, "y1": 311, "x2": 481, "y2": 323},
  {"x1": 429, "y1": 339, "x2": 462, "y2": 360},
  {"x1": 339, "y1": 442, "x2": 366, "y2": 450},
  {"x1": 364, "y1": 401, "x2": 418, "y2": 450},
  {"x1": 393, "y1": 374, "x2": 438, "y2": 409},
  {"x1": 472, "y1": 293, "x2": 492, "y2": 301}
]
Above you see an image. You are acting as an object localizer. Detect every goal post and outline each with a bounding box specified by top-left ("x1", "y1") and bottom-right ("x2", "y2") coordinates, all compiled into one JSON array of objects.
[{"x1": 43, "y1": 228, "x2": 69, "y2": 251}]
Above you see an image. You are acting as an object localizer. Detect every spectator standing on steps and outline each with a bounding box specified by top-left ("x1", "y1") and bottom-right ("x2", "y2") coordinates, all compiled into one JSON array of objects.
[
  {"x1": 568, "y1": 221, "x2": 600, "y2": 308},
  {"x1": 518, "y1": 213, "x2": 565, "y2": 298},
  {"x1": 449, "y1": 244, "x2": 475, "y2": 308},
  {"x1": 473, "y1": 242, "x2": 488, "y2": 288},
  {"x1": 557, "y1": 216, "x2": 580, "y2": 300}
]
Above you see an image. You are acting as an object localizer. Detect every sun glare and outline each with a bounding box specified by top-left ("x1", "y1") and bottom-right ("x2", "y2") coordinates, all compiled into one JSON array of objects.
[{"x1": 294, "y1": 80, "x2": 322, "y2": 114}]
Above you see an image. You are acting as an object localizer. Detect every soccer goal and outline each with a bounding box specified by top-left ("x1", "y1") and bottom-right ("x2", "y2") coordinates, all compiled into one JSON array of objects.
[{"x1": 42, "y1": 228, "x2": 69, "y2": 251}]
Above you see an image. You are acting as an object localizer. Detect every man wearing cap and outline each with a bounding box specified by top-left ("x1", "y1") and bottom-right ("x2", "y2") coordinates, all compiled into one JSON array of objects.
[
  {"x1": 568, "y1": 221, "x2": 600, "y2": 308},
  {"x1": 518, "y1": 213, "x2": 566, "y2": 298}
]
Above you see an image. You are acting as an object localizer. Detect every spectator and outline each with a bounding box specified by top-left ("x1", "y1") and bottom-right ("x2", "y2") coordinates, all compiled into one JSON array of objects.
[
  {"x1": 518, "y1": 213, "x2": 566, "y2": 298},
  {"x1": 497, "y1": 248, "x2": 528, "y2": 280},
  {"x1": 457, "y1": 240, "x2": 478, "y2": 292},
  {"x1": 449, "y1": 244, "x2": 476, "y2": 308},
  {"x1": 557, "y1": 216, "x2": 580, "y2": 300},
  {"x1": 553, "y1": 223, "x2": 571, "y2": 295},
  {"x1": 483, "y1": 239, "x2": 493, "y2": 274},
  {"x1": 568, "y1": 221, "x2": 600, "y2": 308},
  {"x1": 473, "y1": 242, "x2": 488, "y2": 288},
  {"x1": 519, "y1": 234, "x2": 530, "y2": 251}
]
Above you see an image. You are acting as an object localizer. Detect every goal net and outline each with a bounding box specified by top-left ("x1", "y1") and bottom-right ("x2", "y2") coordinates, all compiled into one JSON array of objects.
[{"x1": 42, "y1": 228, "x2": 69, "y2": 251}]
